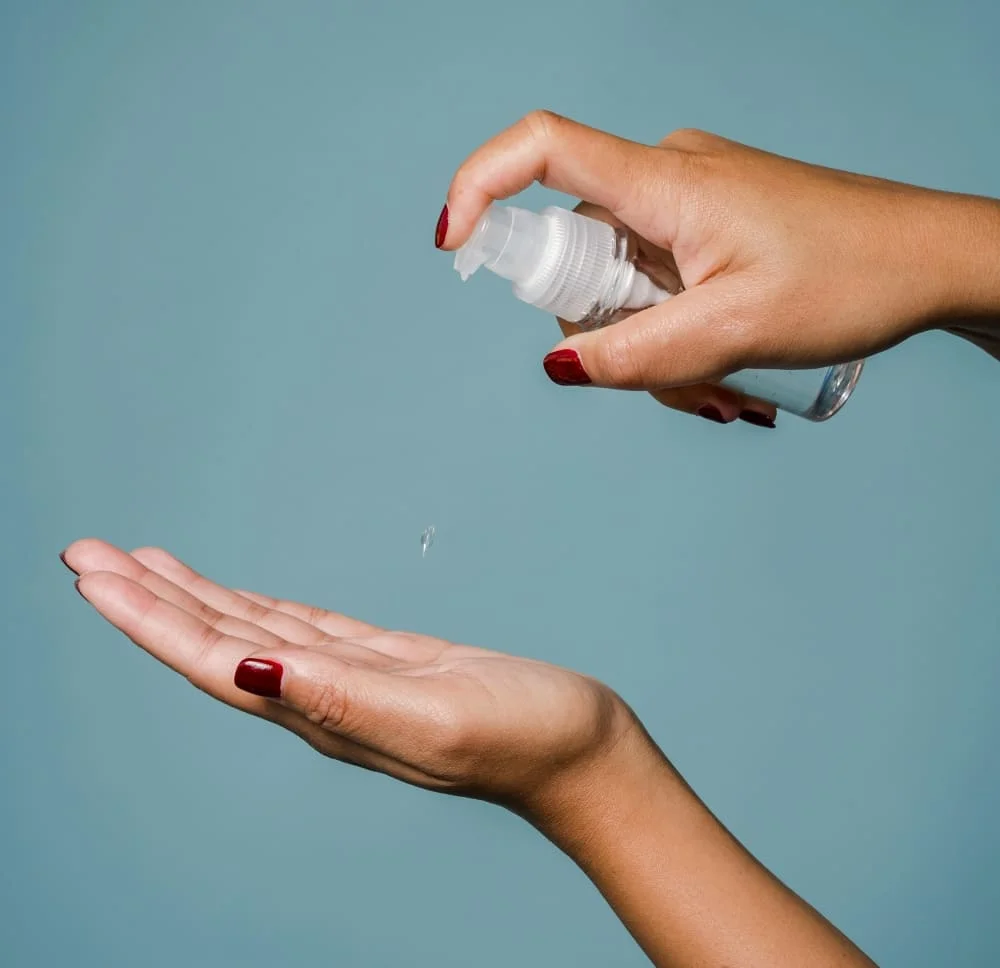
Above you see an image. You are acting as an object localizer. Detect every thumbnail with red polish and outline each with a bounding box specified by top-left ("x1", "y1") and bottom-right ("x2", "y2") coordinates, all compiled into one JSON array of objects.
[
  {"x1": 543, "y1": 349, "x2": 591, "y2": 386},
  {"x1": 235, "y1": 658, "x2": 284, "y2": 698}
]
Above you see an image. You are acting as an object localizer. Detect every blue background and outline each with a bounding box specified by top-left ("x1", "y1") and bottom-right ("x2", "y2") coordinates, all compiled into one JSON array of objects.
[{"x1": 4, "y1": 1, "x2": 998, "y2": 964}]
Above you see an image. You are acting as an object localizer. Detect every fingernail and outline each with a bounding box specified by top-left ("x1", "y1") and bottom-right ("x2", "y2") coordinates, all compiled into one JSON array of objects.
[
  {"x1": 434, "y1": 204, "x2": 449, "y2": 249},
  {"x1": 543, "y1": 348, "x2": 592, "y2": 386},
  {"x1": 234, "y1": 658, "x2": 284, "y2": 698},
  {"x1": 739, "y1": 410, "x2": 776, "y2": 429},
  {"x1": 696, "y1": 405, "x2": 728, "y2": 424}
]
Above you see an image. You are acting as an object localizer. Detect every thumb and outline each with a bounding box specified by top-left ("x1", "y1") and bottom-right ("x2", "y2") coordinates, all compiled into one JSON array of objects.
[
  {"x1": 544, "y1": 281, "x2": 748, "y2": 391},
  {"x1": 233, "y1": 647, "x2": 436, "y2": 755}
]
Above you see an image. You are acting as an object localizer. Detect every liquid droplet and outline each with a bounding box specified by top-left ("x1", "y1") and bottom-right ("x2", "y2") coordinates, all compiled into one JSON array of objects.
[{"x1": 420, "y1": 526, "x2": 435, "y2": 558}]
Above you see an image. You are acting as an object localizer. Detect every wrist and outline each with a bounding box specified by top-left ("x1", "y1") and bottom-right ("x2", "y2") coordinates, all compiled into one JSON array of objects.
[
  {"x1": 921, "y1": 191, "x2": 1000, "y2": 322},
  {"x1": 520, "y1": 708, "x2": 689, "y2": 861}
]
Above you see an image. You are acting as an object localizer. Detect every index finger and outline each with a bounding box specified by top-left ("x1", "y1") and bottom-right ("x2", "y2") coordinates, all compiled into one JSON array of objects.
[
  {"x1": 73, "y1": 571, "x2": 384, "y2": 765},
  {"x1": 75, "y1": 570, "x2": 280, "y2": 707},
  {"x1": 441, "y1": 111, "x2": 676, "y2": 248}
]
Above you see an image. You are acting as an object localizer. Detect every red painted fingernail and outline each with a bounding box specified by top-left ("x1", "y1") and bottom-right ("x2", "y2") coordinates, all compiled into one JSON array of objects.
[
  {"x1": 739, "y1": 410, "x2": 776, "y2": 429},
  {"x1": 234, "y1": 658, "x2": 284, "y2": 698},
  {"x1": 696, "y1": 405, "x2": 728, "y2": 424},
  {"x1": 434, "y1": 204, "x2": 449, "y2": 249},
  {"x1": 543, "y1": 348, "x2": 591, "y2": 386}
]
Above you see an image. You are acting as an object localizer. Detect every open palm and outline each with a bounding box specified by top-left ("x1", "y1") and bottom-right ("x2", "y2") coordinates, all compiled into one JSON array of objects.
[{"x1": 63, "y1": 540, "x2": 628, "y2": 808}]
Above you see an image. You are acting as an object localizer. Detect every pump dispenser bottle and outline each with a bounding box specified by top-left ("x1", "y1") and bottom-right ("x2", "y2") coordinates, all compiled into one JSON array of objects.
[{"x1": 454, "y1": 203, "x2": 864, "y2": 421}]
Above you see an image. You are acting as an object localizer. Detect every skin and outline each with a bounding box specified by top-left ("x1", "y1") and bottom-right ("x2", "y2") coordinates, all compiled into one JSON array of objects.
[
  {"x1": 63, "y1": 539, "x2": 877, "y2": 967},
  {"x1": 440, "y1": 112, "x2": 1000, "y2": 422},
  {"x1": 65, "y1": 116, "x2": 1000, "y2": 964}
]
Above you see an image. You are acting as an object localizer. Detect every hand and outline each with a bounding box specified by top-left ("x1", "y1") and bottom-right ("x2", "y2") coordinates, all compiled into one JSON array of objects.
[
  {"x1": 439, "y1": 112, "x2": 1000, "y2": 423},
  {"x1": 564, "y1": 200, "x2": 781, "y2": 426},
  {"x1": 62, "y1": 539, "x2": 632, "y2": 813},
  {"x1": 62, "y1": 538, "x2": 877, "y2": 967}
]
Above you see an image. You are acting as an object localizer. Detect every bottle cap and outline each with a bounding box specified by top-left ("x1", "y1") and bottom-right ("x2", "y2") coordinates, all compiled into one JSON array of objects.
[{"x1": 454, "y1": 204, "x2": 669, "y2": 324}]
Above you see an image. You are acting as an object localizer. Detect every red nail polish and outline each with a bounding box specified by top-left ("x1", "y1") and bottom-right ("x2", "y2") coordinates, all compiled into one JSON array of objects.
[
  {"x1": 434, "y1": 204, "x2": 449, "y2": 249},
  {"x1": 738, "y1": 410, "x2": 776, "y2": 428},
  {"x1": 542, "y1": 349, "x2": 591, "y2": 386},
  {"x1": 697, "y1": 405, "x2": 728, "y2": 424},
  {"x1": 234, "y1": 658, "x2": 284, "y2": 698}
]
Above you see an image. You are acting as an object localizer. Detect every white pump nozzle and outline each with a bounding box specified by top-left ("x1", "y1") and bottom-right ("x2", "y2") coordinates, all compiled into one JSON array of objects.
[
  {"x1": 453, "y1": 205, "x2": 549, "y2": 283},
  {"x1": 454, "y1": 204, "x2": 670, "y2": 325}
]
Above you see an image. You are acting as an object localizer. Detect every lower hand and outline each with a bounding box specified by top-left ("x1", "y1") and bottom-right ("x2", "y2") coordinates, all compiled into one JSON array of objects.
[
  {"x1": 62, "y1": 538, "x2": 878, "y2": 967},
  {"x1": 62, "y1": 539, "x2": 633, "y2": 814}
]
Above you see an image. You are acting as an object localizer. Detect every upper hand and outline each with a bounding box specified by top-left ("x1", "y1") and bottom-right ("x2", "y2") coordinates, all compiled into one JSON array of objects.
[
  {"x1": 62, "y1": 539, "x2": 632, "y2": 813},
  {"x1": 439, "y1": 112, "x2": 1000, "y2": 422}
]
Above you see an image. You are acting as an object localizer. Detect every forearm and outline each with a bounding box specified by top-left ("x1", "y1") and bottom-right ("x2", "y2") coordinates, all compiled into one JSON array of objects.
[{"x1": 529, "y1": 722, "x2": 877, "y2": 968}]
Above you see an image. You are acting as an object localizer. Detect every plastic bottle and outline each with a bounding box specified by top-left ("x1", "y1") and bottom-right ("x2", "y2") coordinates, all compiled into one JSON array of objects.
[{"x1": 453, "y1": 203, "x2": 864, "y2": 421}]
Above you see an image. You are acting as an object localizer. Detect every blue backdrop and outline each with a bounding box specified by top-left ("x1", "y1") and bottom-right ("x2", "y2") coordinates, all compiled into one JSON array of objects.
[{"x1": 4, "y1": 1, "x2": 998, "y2": 964}]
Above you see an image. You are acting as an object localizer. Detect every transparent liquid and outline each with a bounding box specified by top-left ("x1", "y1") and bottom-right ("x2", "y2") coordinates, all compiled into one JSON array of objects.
[{"x1": 721, "y1": 361, "x2": 865, "y2": 421}]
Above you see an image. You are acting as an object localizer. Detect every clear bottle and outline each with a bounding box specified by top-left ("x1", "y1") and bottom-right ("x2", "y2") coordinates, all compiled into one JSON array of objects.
[{"x1": 453, "y1": 204, "x2": 864, "y2": 421}]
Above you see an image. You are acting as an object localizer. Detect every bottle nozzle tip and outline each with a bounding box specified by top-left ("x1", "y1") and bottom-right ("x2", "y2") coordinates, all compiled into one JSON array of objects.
[{"x1": 453, "y1": 247, "x2": 484, "y2": 281}]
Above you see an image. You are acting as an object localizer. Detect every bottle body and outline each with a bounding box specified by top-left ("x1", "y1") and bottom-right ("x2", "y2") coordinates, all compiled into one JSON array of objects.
[{"x1": 719, "y1": 362, "x2": 864, "y2": 421}]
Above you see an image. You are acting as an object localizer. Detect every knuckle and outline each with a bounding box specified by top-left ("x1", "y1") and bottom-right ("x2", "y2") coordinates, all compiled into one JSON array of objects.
[
  {"x1": 196, "y1": 623, "x2": 224, "y2": 652},
  {"x1": 522, "y1": 109, "x2": 563, "y2": 146},
  {"x1": 185, "y1": 624, "x2": 225, "y2": 685},
  {"x1": 243, "y1": 599, "x2": 271, "y2": 624},
  {"x1": 301, "y1": 680, "x2": 349, "y2": 731},
  {"x1": 198, "y1": 600, "x2": 226, "y2": 628},
  {"x1": 670, "y1": 143, "x2": 713, "y2": 186},
  {"x1": 592, "y1": 333, "x2": 645, "y2": 388}
]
